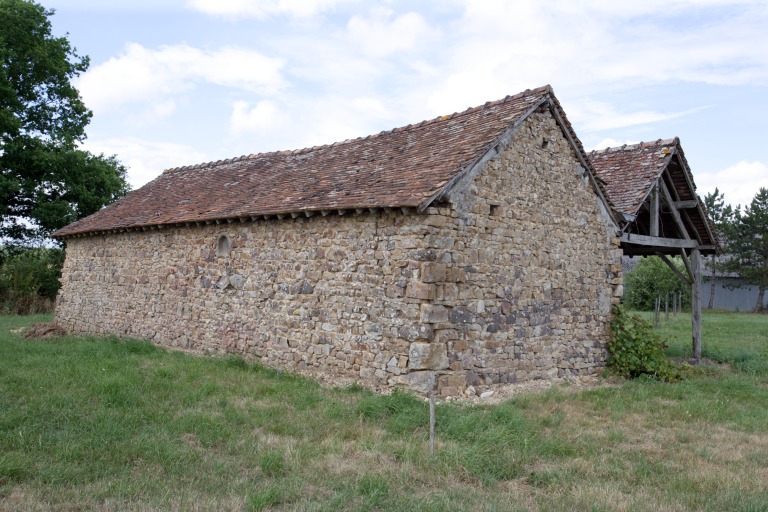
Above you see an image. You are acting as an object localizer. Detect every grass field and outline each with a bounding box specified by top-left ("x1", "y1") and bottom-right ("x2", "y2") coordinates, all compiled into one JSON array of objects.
[{"x1": 1, "y1": 311, "x2": 767, "y2": 511}]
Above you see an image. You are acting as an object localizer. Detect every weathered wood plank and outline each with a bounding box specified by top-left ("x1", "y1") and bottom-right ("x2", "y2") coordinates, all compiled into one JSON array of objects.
[
  {"x1": 673, "y1": 200, "x2": 698, "y2": 209},
  {"x1": 650, "y1": 184, "x2": 660, "y2": 237},
  {"x1": 620, "y1": 233, "x2": 699, "y2": 249}
]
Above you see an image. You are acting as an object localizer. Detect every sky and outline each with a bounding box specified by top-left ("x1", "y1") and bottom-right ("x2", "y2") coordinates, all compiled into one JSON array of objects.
[{"x1": 40, "y1": 0, "x2": 768, "y2": 208}]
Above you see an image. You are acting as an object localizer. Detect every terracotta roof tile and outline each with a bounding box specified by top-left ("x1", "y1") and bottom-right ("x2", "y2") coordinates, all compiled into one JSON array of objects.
[
  {"x1": 589, "y1": 138, "x2": 718, "y2": 250},
  {"x1": 55, "y1": 86, "x2": 567, "y2": 237},
  {"x1": 54, "y1": 85, "x2": 610, "y2": 238},
  {"x1": 588, "y1": 138, "x2": 678, "y2": 215}
]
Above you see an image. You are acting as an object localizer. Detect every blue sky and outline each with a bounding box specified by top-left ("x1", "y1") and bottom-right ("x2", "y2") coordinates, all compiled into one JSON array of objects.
[{"x1": 41, "y1": 0, "x2": 768, "y2": 208}]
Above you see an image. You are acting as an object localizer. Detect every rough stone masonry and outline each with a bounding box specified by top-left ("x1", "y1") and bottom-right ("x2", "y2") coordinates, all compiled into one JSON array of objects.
[{"x1": 55, "y1": 109, "x2": 622, "y2": 396}]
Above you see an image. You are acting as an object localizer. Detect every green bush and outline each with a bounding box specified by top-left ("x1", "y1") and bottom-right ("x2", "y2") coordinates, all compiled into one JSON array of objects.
[
  {"x1": 624, "y1": 256, "x2": 690, "y2": 311},
  {"x1": 0, "y1": 246, "x2": 63, "y2": 314},
  {"x1": 607, "y1": 306, "x2": 678, "y2": 381}
]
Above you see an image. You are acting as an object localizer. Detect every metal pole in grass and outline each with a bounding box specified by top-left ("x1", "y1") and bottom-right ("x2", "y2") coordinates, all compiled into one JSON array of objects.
[{"x1": 429, "y1": 392, "x2": 436, "y2": 456}]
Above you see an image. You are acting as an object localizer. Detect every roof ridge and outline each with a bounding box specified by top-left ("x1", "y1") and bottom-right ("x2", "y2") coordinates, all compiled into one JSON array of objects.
[
  {"x1": 589, "y1": 137, "x2": 679, "y2": 155},
  {"x1": 163, "y1": 85, "x2": 553, "y2": 175}
]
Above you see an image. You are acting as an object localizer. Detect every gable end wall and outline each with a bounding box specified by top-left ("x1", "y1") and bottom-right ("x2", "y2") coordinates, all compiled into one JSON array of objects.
[{"x1": 55, "y1": 110, "x2": 621, "y2": 396}]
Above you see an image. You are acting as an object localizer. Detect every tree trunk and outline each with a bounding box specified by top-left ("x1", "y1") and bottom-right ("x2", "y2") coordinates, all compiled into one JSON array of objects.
[
  {"x1": 755, "y1": 285, "x2": 766, "y2": 313},
  {"x1": 707, "y1": 256, "x2": 716, "y2": 310}
]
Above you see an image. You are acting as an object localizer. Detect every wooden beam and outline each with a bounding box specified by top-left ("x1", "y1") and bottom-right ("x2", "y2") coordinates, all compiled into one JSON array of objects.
[
  {"x1": 620, "y1": 233, "x2": 700, "y2": 249},
  {"x1": 658, "y1": 180, "x2": 690, "y2": 240},
  {"x1": 650, "y1": 183, "x2": 660, "y2": 237},
  {"x1": 679, "y1": 249, "x2": 693, "y2": 282},
  {"x1": 691, "y1": 248, "x2": 702, "y2": 361},
  {"x1": 656, "y1": 253, "x2": 691, "y2": 285},
  {"x1": 673, "y1": 200, "x2": 698, "y2": 209},
  {"x1": 681, "y1": 209, "x2": 704, "y2": 245}
]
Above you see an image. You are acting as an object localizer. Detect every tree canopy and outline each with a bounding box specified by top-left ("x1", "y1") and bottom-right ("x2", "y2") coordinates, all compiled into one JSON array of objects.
[
  {"x1": 623, "y1": 256, "x2": 691, "y2": 311},
  {"x1": 725, "y1": 188, "x2": 768, "y2": 311},
  {"x1": 0, "y1": 0, "x2": 128, "y2": 246}
]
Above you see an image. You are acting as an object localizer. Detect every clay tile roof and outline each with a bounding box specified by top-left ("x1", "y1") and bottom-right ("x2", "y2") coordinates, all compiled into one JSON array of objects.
[
  {"x1": 53, "y1": 85, "x2": 597, "y2": 238},
  {"x1": 588, "y1": 138, "x2": 680, "y2": 215}
]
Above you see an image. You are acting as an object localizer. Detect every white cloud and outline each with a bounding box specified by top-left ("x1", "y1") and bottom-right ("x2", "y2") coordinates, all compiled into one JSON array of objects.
[
  {"x1": 567, "y1": 100, "x2": 711, "y2": 132},
  {"x1": 77, "y1": 43, "x2": 284, "y2": 117},
  {"x1": 696, "y1": 161, "x2": 768, "y2": 208},
  {"x1": 230, "y1": 100, "x2": 280, "y2": 133},
  {"x1": 185, "y1": 0, "x2": 353, "y2": 18},
  {"x1": 81, "y1": 137, "x2": 209, "y2": 189},
  {"x1": 426, "y1": 0, "x2": 768, "y2": 114},
  {"x1": 590, "y1": 138, "x2": 641, "y2": 151},
  {"x1": 347, "y1": 8, "x2": 440, "y2": 57}
]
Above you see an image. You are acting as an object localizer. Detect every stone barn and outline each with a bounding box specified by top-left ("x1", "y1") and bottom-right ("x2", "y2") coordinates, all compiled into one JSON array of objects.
[{"x1": 53, "y1": 85, "x2": 623, "y2": 396}]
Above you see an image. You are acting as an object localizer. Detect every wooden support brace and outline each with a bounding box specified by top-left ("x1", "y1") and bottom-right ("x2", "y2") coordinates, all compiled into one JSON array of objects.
[
  {"x1": 678, "y1": 249, "x2": 693, "y2": 282},
  {"x1": 656, "y1": 253, "x2": 691, "y2": 285},
  {"x1": 659, "y1": 181, "x2": 690, "y2": 240}
]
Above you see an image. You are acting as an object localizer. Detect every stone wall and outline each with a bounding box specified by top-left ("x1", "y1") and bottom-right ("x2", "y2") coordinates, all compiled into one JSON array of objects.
[{"x1": 56, "y1": 110, "x2": 622, "y2": 396}]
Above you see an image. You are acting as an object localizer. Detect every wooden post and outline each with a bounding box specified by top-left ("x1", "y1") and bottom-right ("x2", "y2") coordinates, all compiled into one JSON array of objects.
[
  {"x1": 429, "y1": 393, "x2": 436, "y2": 456},
  {"x1": 654, "y1": 297, "x2": 660, "y2": 328},
  {"x1": 691, "y1": 249, "x2": 702, "y2": 361},
  {"x1": 650, "y1": 184, "x2": 660, "y2": 237},
  {"x1": 665, "y1": 293, "x2": 670, "y2": 322}
]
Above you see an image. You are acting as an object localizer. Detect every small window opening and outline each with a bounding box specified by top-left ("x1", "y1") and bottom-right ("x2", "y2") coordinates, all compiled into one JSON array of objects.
[
  {"x1": 541, "y1": 138, "x2": 550, "y2": 149},
  {"x1": 489, "y1": 204, "x2": 502, "y2": 217},
  {"x1": 216, "y1": 234, "x2": 231, "y2": 257}
]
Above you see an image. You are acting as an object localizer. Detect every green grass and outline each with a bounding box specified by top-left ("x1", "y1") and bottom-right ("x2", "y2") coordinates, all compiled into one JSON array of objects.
[{"x1": 1, "y1": 311, "x2": 767, "y2": 511}]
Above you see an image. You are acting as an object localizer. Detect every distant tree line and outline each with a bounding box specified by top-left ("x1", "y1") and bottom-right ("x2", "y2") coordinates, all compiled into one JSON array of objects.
[
  {"x1": 625, "y1": 187, "x2": 768, "y2": 313},
  {"x1": 704, "y1": 187, "x2": 768, "y2": 312}
]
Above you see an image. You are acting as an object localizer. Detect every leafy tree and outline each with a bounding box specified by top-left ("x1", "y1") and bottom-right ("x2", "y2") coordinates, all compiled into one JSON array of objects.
[
  {"x1": 725, "y1": 188, "x2": 768, "y2": 312},
  {"x1": 702, "y1": 188, "x2": 734, "y2": 309},
  {"x1": 623, "y1": 256, "x2": 690, "y2": 311},
  {"x1": 0, "y1": 0, "x2": 129, "y2": 245}
]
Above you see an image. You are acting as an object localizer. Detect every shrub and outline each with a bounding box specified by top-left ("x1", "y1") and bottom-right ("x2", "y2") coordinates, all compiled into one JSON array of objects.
[
  {"x1": 607, "y1": 306, "x2": 678, "y2": 381},
  {"x1": 624, "y1": 256, "x2": 690, "y2": 311},
  {"x1": 0, "y1": 246, "x2": 63, "y2": 314}
]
